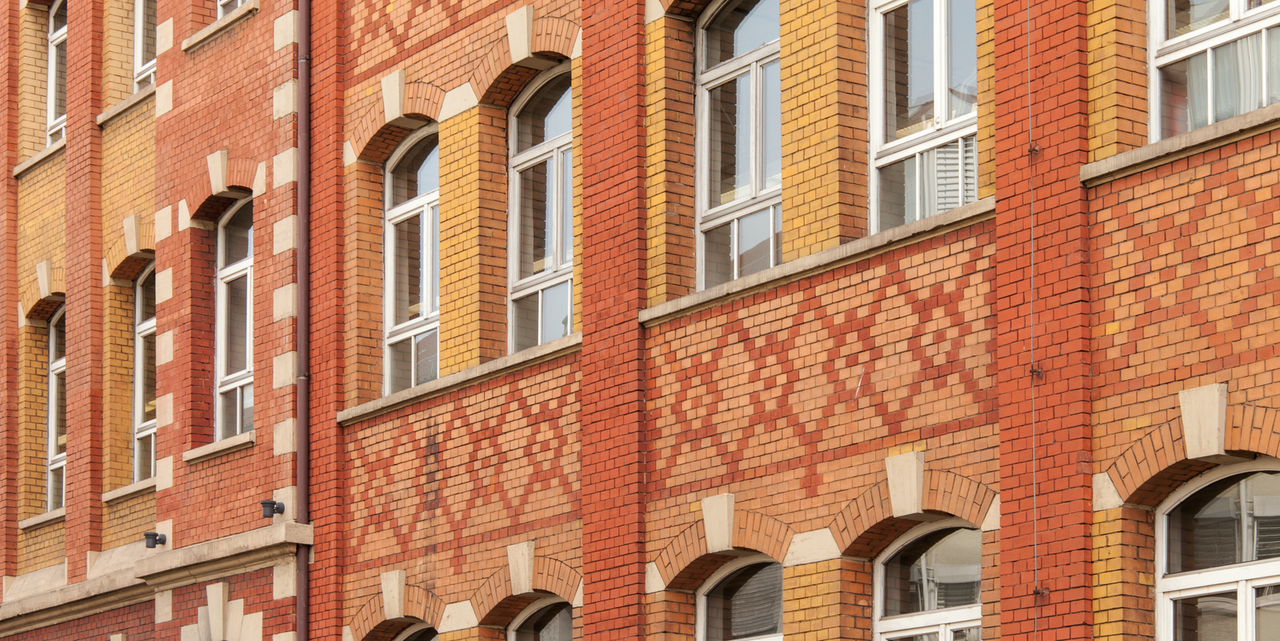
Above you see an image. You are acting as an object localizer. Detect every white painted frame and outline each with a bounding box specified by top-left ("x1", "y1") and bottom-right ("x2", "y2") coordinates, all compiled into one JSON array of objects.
[
  {"x1": 47, "y1": 306, "x2": 66, "y2": 511},
  {"x1": 1155, "y1": 457, "x2": 1280, "y2": 641},
  {"x1": 872, "y1": 518, "x2": 982, "y2": 641},
  {"x1": 134, "y1": 263, "x2": 157, "y2": 481},
  {"x1": 384, "y1": 126, "x2": 442, "y2": 393},
  {"x1": 695, "y1": 554, "x2": 785, "y2": 641},
  {"x1": 507, "y1": 63, "x2": 575, "y2": 353},
  {"x1": 215, "y1": 199, "x2": 253, "y2": 440},
  {"x1": 46, "y1": 0, "x2": 67, "y2": 145},
  {"x1": 867, "y1": 0, "x2": 978, "y2": 234},
  {"x1": 218, "y1": 0, "x2": 245, "y2": 19},
  {"x1": 1146, "y1": 0, "x2": 1280, "y2": 142},
  {"x1": 507, "y1": 596, "x2": 572, "y2": 641},
  {"x1": 134, "y1": 0, "x2": 156, "y2": 90},
  {"x1": 694, "y1": 0, "x2": 782, "y2": 290}
]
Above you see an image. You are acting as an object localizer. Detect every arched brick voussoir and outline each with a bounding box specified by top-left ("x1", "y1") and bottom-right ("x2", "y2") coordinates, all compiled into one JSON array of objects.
[
  {"x1": 923, "y1": 470, "x2": 997, "y2": 529},
  {"x1": 348, "y1": 584, "x2": 446, "y2": 641},
  {"x1": 732, "y1": 510, "x2": 795, "y2": 563},
  {"x1": 20, "y1": 261, "x2": 65, "y2": 321},
  {"x1": 830, "y1": 478, "x2": 924, "y2": 559},
  {"x1": 660, "y1": 0, "x2": 717, "y2": 21},
  {"x1": 531, "y1": 17, "x2": 579, "y2": 60},
  {"x1": 1105, "y1": 416, "x2": 1218, "y2": 508},
  {"x1": 531, "y1": 556, "x2": 582, "y2": 603},
  {"x1": 187, "y1": 155, "x2": 259, "y2": 223},
  {"x1": 349, "y1": 81, "x2": 446, "y2": 165},
  {"x1": 652, "y1": 519, "x2": 735, "y2": 592},
  {"x1": 473, "y1": 565, "x2": 541, "y2": 627},
  {"x1": 471, "y1": 37, "x2": 543, "y2": 110}
]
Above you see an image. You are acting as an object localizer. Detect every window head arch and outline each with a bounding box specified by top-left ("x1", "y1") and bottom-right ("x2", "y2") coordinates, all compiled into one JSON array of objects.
[
  {"x1": 385, "y1": 126, "x2": 441, "y2": 393},
  {"x1": 697, "y1": 557, "x2": 783, "y2": 641},
  {"x1": 875, "y1": 521, "x2": 982, "y2": 641},
  {"x1": 509, "y1": 598, "x2": 573, "y2": 641},
  {"x1": 216, "y1": 200, "x2": 253, "y2": 439}
]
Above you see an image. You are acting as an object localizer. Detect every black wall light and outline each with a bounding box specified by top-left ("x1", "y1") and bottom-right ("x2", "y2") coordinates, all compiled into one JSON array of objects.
[
  {"x1": 143, "y1": 532, "x2": 166, "y2": 548},
  {"x1": 260, "y1": 500, "x2": 285, "y2": 518}
]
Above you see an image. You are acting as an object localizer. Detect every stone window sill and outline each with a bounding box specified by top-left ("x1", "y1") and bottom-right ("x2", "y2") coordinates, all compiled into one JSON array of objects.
[
  {"x1": 13, "y1": 139, "x2": 65, "y2": 178},
  {"x1": 181, "y1": 0, "x2": 259, "y2": 52},
  {"x1": 18, "y1": 508, "x2": 65, "y2": 531},
  {"x1": 96, "y1": 84, "x2": 156, "y2": 127},
  {"x1": 182, "y1": 430, "x2": 255, "y2": 464},
  {"x1": 101, "y1": 477, "x2": 156, "y2": 504}
]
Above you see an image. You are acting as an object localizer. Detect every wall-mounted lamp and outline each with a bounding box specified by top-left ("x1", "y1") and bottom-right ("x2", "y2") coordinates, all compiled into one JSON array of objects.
[
  {"x1": 260, "y1": 500, "x2": 285, "y2": 518},
  {"x1": 144, "y1": 532, "x2": 167, "y2": 548}
]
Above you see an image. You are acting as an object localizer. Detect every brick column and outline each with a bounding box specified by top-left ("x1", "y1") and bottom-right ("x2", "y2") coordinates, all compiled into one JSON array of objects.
[
  {"x1": 0, "y1": 0, "x2": 19, "y2": 582},
  {"x1": 63, "y1": 0, "x2": 106, "y2": 582},
  {"x1": 580, "y1": 0, "x2": 648, "y2": 637},
  {"x1": 781, "y1": 559, "x2": 865, "y2": 641},
  {"x1": 994, "y1": 0, "x2": 1093, "y2": 639}
]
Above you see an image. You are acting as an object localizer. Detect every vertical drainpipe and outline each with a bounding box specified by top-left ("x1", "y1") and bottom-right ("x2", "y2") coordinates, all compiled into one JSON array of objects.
[{"x1": 294, "y1": 0, "x2": 312, "y2": 636}]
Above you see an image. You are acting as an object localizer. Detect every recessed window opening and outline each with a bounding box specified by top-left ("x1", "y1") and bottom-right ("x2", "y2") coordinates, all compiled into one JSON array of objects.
[
  {"x1": 134, "y1": 264, "x2": 157, "y2": 481},
  {"x1": 697, "y1": 557, "x2": 784, "y2": 641},
  {"x1": 875, "y1": 521, "x2": 982, "y2": 641},
  {"x1": 385, "y1": 126, "x2": 441, "y2": 393},
  {"x1": 47, "y1": 306, "x2": 67, "y2": 510},
  {"x1": 216, "y1": 200, "x2": 253, "y2": 439}
]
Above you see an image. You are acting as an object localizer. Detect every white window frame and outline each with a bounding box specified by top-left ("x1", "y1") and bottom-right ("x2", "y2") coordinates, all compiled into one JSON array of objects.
[
  {"x1": 133, "y1": 0, "x2": 156, "y2": 90},
  {"x1": 868, "y1": 0, "x2": 978, "y2": 234},
  {"x1": 873, "y1": 518, "x2": 983, "y2": 641},
  {"x1": 1148, "y1": 0, "x2": 1280, "y2": 141},
  {"x1": 46, "y1": 0, "x2": 67, "y2": 145},
  {"x1": 215, "y1": 199, "x2": 253, "y2": 440},
  {"x1": 134, "y1": 263, "x2": 157, "y2": 482},
  {"x1": 508, "y1": 63, "x2": 575, "y2": 353},
  {"x1": 384, "y1": 126, "x2": 441, "y2": 393},
  {"x1": 218, "y1": 0, "x2": 245, "y2": 19},
  {"x1": 508, "y1": 596, "x2": 573, "y2": 641},
  {"x1": 694, "y1": 0, "x2": 782, "y2": 290},
  {"x1": 47, "y1": 306, "x2": 66, "y2": 511},
  {"x1": 1155, "y1": 457, "x2": 1280, "y2": 641},
  {"x1": 696, "y1": 554, "x2": 785, "y2": 641}
]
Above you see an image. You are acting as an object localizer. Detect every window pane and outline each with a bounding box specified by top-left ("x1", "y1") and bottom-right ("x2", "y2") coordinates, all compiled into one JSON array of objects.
[
  {"x1": 1259, "y1": 586, "x2": 1280, "y2": 639},
  {"x1": 704, "y1": 223, "x2": 734, "y2": 289},
  {"x1": 1214, "y1": 34, "x2": 1264, "y2": 123},
  {"x1": 561, "y1": 149, "x2": 573, "y2": 266},
  {"x1": 394, "y1": 214, "x2": 422, "y2": 325},
  {"x1": 513, "y1": 294, "x2": 539, "y2": 352},
  {"x1": 948, "y1": 0, "x2": 978, "y2": 119},
  {"x1": 519, "y1": 159, "x2": 554, "y2": 279},
  {"x1": 241, "y1": 383, "x2": 253, "y2": 432},
  {"x1": 138, "y1": 270, "x2": 156, "y2": 324},
  {"x1": 388, "y1": 338, "x2": 413, "y2": 393},
  {"x1": 223, "y1": 275, "x2": 249, "y2": 373},
  {"x1": 414, "y1": 329, "x2": 438, "y2": 386},
  {"x1": 884, "y1": 0, "x2": 934, "y2": 142},
  {"x1": 49, "y1": 466, "x2": 64, "y2": 510},
  {"x1": 52, "y1": 313, "x2": 65, "y2": 362},
  {"x1": 773, "y1": 205, "x2": 783, "y2": 268},
  {"x1": 1252, "y1": 0, "x2": 1280, "y2": 7},
  {"x1": 762, "y1": 60, "x2": 782, "y2": 192},
  {"x1": 737, "y1": 208, "x2": 772, "y2": 278},
  {"x1": 1270, "y1": 29, "x2": 1280, "y2": 105},
  {"x1": 391, "y1": 137, "x2": 440, "y2": 206},
  {"x1": 1173, "y1": 592, "x2": 1237, "y2": 641},
  {"x1": 52, "y1": 2, "x2": 66, "y2": 32},
  {"x1": 541, "y1": 281, "x2": 571, "y2": 344},
  {"x1": 141, "y1": 0, "x2": 157, "y2": 63},
  {"x1": 953, "y1": 628, "x2": 982, "y2": 641},
  {"x1": 140, "y1": 331, "x2": 156, "y2": 422},
  {"x1": 1167, "y1": 0, "x2": 1228, "y2": 39},
  {"x1": 709, "y1": 74, "x2": 752, "y2": 207},
  {"x1": 704, "y1": 0, "x2": 779, "y2": 68},
  {"x1": 884, "y1": 528, "x2": 981, "y2": 616},
  {"x1": 53, "y1": 371, "x2": 66, "y2": 455},
  {"x1": 136, "y1": 433, "x2": 154, "y2": 482},
  {"x1": 219, "y1": 389, "x2": 239, "y2": 439},
  {"x1": 54, "y1": 41, "x2": 66, "y2": 120},
  {"x1": 888, "y1": 635, "x2": 939, "y2": 641},
  {"x1": 222, "y1": 203, "x2": 254, "y2": 266},
  {"x1": 705, "y1": 563, "x2": 783, "y2": 641},
  {"x1": 430, "y1": 205, "x2": 440, "y2": 314},
  {"x1": 880, "y1": 156, "x2": 917, "y2": 231},
  {"x1": 515, "y1": 602, "x2": 572, "y2": 641},
  {"x1": 1161, "y1": 54, "x2": 1208, "y2": 138},
  {"x1": 517, "y1": 74, "x2": 572, "y2": 153}
]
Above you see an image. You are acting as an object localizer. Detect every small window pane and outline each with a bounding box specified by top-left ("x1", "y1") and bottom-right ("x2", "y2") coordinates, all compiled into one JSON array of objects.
[
  {"x1": 884, "y1": 528, "x2": 981, "y2": 616},
  {"x1": 762, "y1": 60, "x2": 782, "y2": 192},
  {"x1": 241, "y1": 383, "x2": 253, "y2": 432},
  {"x1": 517, "y1": 75, "x2": 572, "y2": 153},
  {"x1": 52, "y1": 314, "x2": 65, "y2": 362},
  {"x1": 704, "y1": 0, "x2": 779, "y2": 68},
  {"x1": 430, "y1": 206, "x2": 440, "y2": 314},
  {"x1": 51, "y1": 2, "x2": 67, "y2": 32},
  {"x1": 140, "y1": 332, "x2": 156, "y2": 422},
  {"x1": 884, "y1": 0, "x2": 934, "y2": 143},
  {"x1": 1168, "y1": 0, "x2": 1229, "y2": 39},
  {"x1": 880, "y1": 156, "x2": 917, "y2": 231},
  {"x1": 705, "y1": 562, "x2": 783, "y2": 641},
  {"x1": 136, "y1": 433, "x2": 154, "y2": 481},
  {"x1": 773, "y1": 205, "x2": 783, "y2": 267},
  {"x1": 709, "y1": 73, "x2": 752, "y2": 208},
  {"x1": 889, "y1": 635, "x2": 939, "y2": 641},
  {"x1": 515, "y1": 602, "x2": 572, "y2": 641},
  {"x1": 141, "y1": 0, "x2": 157, "y2": 63},
  {"x1": 952, "y1": 628, "x2": 981, "y2": 641},
  {"x1": 223, "y1": 275, "x2": 249, "y2": 373},
  {"x1": 53, "y1": 41, "x2": 66, "y2": 120},
  {"x1": 1270, "y1": 29, "x2": 1280, "y2": 105},
  {"x1": 222, "y1": 204, "x2": 254, "y2": 266},
  {"x1": 1173, "y1": 592, "x2": 1237, "y2": 641},
  {"x1": 414, "y1": 329, "x2": 438, "y2": 386},
  {"x1": 1160, "y1": 54, "x2": 1208, "y2": 138},
  {"x1": 394, "y1": 214, "x2": 423, "y2": 325},
  {"x1": 519, "y1": 159, "x2": 554, "y2": 279},
  {"x1": 138, "y1": 271, "x2": 156, "y2": 324},
  {"x1": 53, "y1": 371, "x2": 66, "y2": 455},
  {"x1": 513, "y1": 294, "x2": 539, "y2": 352},
  {"x1": 540, "y1": 281, "x2": 571, "y2": 344},
  {"x1": 561, "y1": 149, "x2": 573, "y2": 266},
  {"x1": 948, "y1": 0, "x2": 978, "y2": 119},
  {"x1": 737, "y1": 208, "x2": 772, "y2": 278},
  {"x1": 1214, "y1": 34, "x2": 1264, "y2": 124},
  {"x1": 391, "y1": 137, "x2": 440, "y2": 207},
  {"x1": 704, "y1": 223, "x2": 733, "y2": 289},
  {"x1": 49, "y1": 467, "x2": 64, "y2": 510},
  {"x1": 388, "y1": 339, "x2": 413, "y2": 393},
  {"x1": 219, "y1": 389, "x2": 239, "y2": 439}
]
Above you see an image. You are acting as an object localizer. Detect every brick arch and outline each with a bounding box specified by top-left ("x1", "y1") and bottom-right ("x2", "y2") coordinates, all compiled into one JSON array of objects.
[
  {"x1": 187, "y1": 156, "x2": 259, "y2": 223},
  {"x1": 20, "y1": 266, "x2": 65, "y2": 321},
  {"x1": 348, "y1": 80, "x2": 446, "y2": 165},
  {"x1": 650, "y1": 509, "x2": 794, "y2": 592},
  {"x1": 531, "y1": 17, "x2": 579, "y2": 59},
  {"x1": 471, "y1": 37, "x2": 540, "y2": 109},
  {"x1": 104, "y1": 221, "x2": 155, "y2": 281},
  {"x1": 659, "y1": 0, "x2": 720, "y2": 22},
  {"x1": 472, "y1": 555, "x2": 583, "y2": 627},
  {"x1": 830, "y1": 470, "x2": 996, "y2": 559},
  {"x1": 347, "y1": 583, "x2": 445, "y2": 641}
]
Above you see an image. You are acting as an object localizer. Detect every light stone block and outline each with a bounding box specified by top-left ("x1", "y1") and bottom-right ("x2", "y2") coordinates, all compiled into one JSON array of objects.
[
  {"x1": 885, "y1": 450, "x2": 925, "y2": 518},
  {"x1": 507, "y1": 540, "x2": 535, "y2": 595},
  {"x1": 274, "y1": 284, "x2": 297, "y2": 321},
  {"x1": 273, "y1": 148, "x2": 298, "y2": 188},
  {"x1": 701, "y1": 493, "x2": 735, "y2": 553},
  {"x1": 273, "y1": 352, "x2": 297, "y2": 389}
]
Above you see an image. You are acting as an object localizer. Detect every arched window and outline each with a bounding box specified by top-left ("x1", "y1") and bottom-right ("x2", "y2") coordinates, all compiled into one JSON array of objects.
[
  {"x1": 509, "y1": 65, "x2": 574, "y2": 352},
  {"x1": 134, "y1": 264, "x2": 157, "y2": 481},
  {"x1": 47, "y1": 306, "x2": 67, "y2": 510},
  {"x1": 875, "y1": 522, "x2": 982, "y2": 641},
  {"x1": 696, "y1": 0, "x2": 781, "y2": 289},
  {"x1": 216, "y1": 200, "x2": 253, "y2": 440},
  {"x1": 1157, "y1": 463, "x2": 1280, "y2": 641},
  {"x1": 510, "y1": 598, "x2": 573, "y2": 641},
  {"x1": 47, "y1": 0, "x2": 67, "y2": 144},
  {"x1": 385, "y1": 127, "x2": 441, "y2": 393},
  {"x1": 698, "y1": 557, "x2": 784, "y2": 641}
]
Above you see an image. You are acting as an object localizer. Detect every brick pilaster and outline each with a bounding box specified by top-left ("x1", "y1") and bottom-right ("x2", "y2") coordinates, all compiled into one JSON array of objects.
[{"x1": 0, "y1": 0, "x2": 19, "y2": 584}]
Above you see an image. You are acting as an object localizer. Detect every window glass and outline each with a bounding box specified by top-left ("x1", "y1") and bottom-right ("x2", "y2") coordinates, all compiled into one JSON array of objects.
[
  {"x1": 705, "y1": 562, "x2": 783, "y2": 641},
  {"x1": 390, "y1": 136, "x2": 440, "y2": 207},
  {"x1": 138, "y1": 270, "x2": 156, "y2": 322},
  {"x1": 519, "y1": 158, "x2": 554, "y2": 279},
  {"x1": 704, "y1": 0, "x2": 780, "y2": 68},
  {"x1": 884, "y1": 0, "x2": 934, "y2": 143},
  {"x1": 704, "y1": 223, "x2": 734, "y2": 289},
  {"x1": 52, "y1": 312, "x2": 65, "y2": 362},
  {"x1": 709, "y1": 73, "x2": 753, "y2": 208},
  {"x1": 223, "y1": 274, "x2": 249, "y2": 373},
  {"x1": 140, "y1": 0, "x2": 157, "y2": 63},
  {"x1": 393, "y1": 215, "x2": 422, "y2": 325},
  {"x1": 139, "y1": 331, "x2": 156, "y2": 422},
  {"x1": 1173, "y1": 592, "x2": 1237, "y2": 641},
  {"x1": 52, "y1": 1, "x2": 66, "y2": 31},
  {"x1": 222, "y1": 204, "x2": 253, "y2": 266},
  {"x1": 884, "y1": 528, "x2": 981, "y2": 616},
  {"x1": 1168, "y1": 0, "x2": 1229, "y2": 39},
  {"x1": 514, "y1": 602, "x2": 572, "y2": 641},
  {"x1": 517, "y1": 75, "x2": 572, "y2": 153},
  {"x1": 1167, "y1": 471, "x2": 1280, "y2": 573},
  {"x1": 540, "y1": 281, "x2": 571, "y2": 344},
  {"x1": 1214, "y1": 33, "x2": 1264, "y2": 123},
  {"x1": 947, "y1": 0, "x2": 978, "y2": 119}
]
